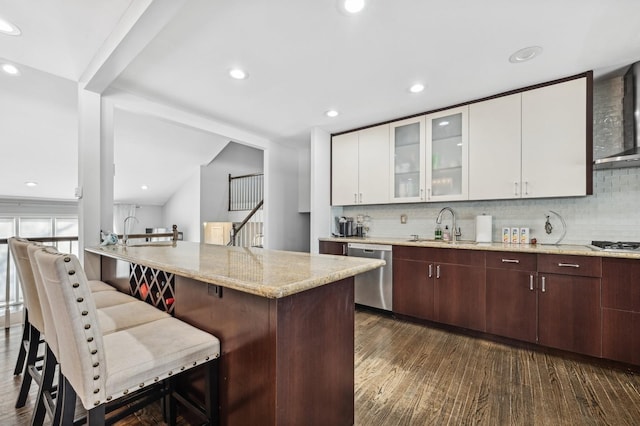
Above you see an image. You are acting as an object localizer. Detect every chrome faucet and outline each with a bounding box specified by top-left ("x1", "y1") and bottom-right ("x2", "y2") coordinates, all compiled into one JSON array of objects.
[
  {"x1": 123, "y1": 216, "x2": 139, "y2": 246},
  {"x1": 436, "y1": 207, "x2": 460, "y2": 242}
]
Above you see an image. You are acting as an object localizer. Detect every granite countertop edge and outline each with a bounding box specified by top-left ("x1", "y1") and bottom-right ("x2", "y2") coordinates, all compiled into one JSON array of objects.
[
  {"x1": 320, "y1": 237, "x2": 640, "y2": 260},
  {"x1": 85, "y1": 244, "x2": 385, "y2": 299}
]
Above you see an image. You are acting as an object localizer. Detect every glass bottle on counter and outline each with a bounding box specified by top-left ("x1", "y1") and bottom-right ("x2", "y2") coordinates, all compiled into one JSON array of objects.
[{"x1": 434, "y1": 224, "x2": 443, "y2": 240}]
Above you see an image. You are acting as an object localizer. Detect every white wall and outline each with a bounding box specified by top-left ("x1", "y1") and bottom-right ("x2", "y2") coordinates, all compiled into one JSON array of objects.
[
  {"x1": 298, "y1": 143, "x2": 311, "y2": 213},
  {"x1": 0, "y1": 68, "x2": 77, "y2": 200},
  {"x1": 264, "y1": 143, "x2": 310, "y2": 252},
  {"x1": 162, "y1": 169, "x2": 201, "y2": 242},
  {"x1": 200, "y1": 142, "x2": 264, "y2": 240}
]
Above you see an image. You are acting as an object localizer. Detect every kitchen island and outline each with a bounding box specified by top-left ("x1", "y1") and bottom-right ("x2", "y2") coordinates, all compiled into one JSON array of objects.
[{"x1": 85, "y1": 242, "x2": 384, "y2": 426}]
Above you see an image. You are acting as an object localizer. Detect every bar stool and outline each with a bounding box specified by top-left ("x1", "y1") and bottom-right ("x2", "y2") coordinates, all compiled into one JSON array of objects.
[
  {"x1": 8, "y1": 238, "x2": 49, "y2": 411},
  {"x1": 11, "y1": 240, "x2": 117, "y2": 389},
  {"x1": 12, "y1": 239, "x2": 172, "y2": 424},
  {"x1": 27, "y1": 243, "x2": 175, "y2": 424},
  {"x1": 34, "y1": 249, "x2": 220, "y2": 425}
]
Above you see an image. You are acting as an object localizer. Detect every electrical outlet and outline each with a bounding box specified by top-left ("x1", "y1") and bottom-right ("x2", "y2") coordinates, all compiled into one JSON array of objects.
[{"x1": 400, "y1": 214, "x2": 407, "y2": 224}]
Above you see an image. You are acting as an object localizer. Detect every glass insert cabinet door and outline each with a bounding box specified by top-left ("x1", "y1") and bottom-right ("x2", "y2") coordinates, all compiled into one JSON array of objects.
[
  {"x1": 426, "y1": 106, "x2": 469, "y2": 201},
  {"x1": 390, "y1": 116, "x2": 425, "y2": 202}
]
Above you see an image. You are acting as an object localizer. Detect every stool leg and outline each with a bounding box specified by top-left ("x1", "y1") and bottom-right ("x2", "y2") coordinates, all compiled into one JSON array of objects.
[
  {"x1": 166, "y1": 377, "x2": 177, "y2": 426},
  {"x1": 87, "y1": 404, "x2": 105, "y2": 425},
  {"x1": 204, "y1": 359, "x2": 219, "y2": 426},
  {"x1": 60, "y1": 376, "x2": 77, "y2": 426},
  {"x1": 15, "y1": 324, "x2": 40, "y2": 408},
  {"x1": 31, "y1": 344, "x2": 56, "y2": 425},
  {"x1": 13, "y1": 310, "x2": 30, "y2": 375},
  {"x1": 52, "y1": 368, "x2": 64, "y2": 426}
]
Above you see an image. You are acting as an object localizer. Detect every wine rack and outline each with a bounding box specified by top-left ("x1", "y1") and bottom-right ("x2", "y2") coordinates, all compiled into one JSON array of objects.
[{"x1": 129, "y1": 263, "x2": 175, "y2": 314}]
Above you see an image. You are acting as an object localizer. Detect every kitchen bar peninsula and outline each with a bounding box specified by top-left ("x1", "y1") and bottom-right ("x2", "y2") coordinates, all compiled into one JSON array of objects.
[{"x1": 85, "y1": 242, "x2": 384, "y2": 426}]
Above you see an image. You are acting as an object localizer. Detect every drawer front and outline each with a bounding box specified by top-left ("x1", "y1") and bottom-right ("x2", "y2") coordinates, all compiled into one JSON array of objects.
[
  {"x1": 393, "y1": 246, "x2": 484, "y2": 266},
  {"x1": 537, "y1": 254, "x2": 601, "y2": 277},
  {"x1": 486, "y1": 251, "x2": 536, "y2": 271},
  {"x1": 319, "y1": 241, "x2": 347, "y2": 256}
]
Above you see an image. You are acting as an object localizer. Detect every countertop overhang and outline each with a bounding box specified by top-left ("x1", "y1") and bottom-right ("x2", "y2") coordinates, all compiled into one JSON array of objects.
[
  {"x1": 320, "y1": 237, "x2": 640, "y2": 260},
  {"x1": 86, "y1": 241, "x2": 385, "y2": 299}
]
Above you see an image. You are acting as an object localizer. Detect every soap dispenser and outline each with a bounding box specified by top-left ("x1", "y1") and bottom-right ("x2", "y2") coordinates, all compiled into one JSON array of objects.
[
  {"x1": 434, "y1": 224, "x2": 443, "y2": 240},
  {"x1": 443, "y1": 226, "x2": 450, "y2": 242}
]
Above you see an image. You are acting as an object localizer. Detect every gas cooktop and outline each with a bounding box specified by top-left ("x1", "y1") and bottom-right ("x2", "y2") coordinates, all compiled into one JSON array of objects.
[{"x1": 591, "y1": 241, "x2": 640, "y2": 252}]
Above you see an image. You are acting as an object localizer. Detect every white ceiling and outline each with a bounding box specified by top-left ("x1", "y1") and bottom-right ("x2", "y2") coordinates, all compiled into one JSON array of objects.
[
  {"x1": 2, "y1": 0, "x2": 640, "y2": 202},
  {"x1": 114, "y1": 108, "x2": 229, "y2": 205}
]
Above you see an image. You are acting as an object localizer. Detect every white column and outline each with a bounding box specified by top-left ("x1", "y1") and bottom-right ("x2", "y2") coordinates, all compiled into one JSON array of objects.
[
  {"x1": 310, "y1": 127, "x2": 332, "y2": 254},
  {"x1": 77, "y1": 88, "x2": 114, "y2": 278}
]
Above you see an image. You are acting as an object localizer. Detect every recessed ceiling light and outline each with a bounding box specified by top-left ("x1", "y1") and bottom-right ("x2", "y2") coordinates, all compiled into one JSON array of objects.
[
  {"x1": 229, "y1": 68, "x2": 248, "y2": 80},
  {"x1": 409, "y1": 83, "x2": 425, "y2": 93},
  {"x1": 326, "y1": 110, "x2": 339, "y2": 118},
  {"x1": 24, "y1": 181, "x2": 38, "y2": 187},
  {"x1": 438, "y1": 120, "x2": 450, "y2": 127},
  {"x1": 0, "y1": 17, "x2": 21, "y2": 36},
  {"x1": 2, "y1": 63, "x2": 20, "y2": 76},
  {"x1": 509, "y1": 46, "x2": 543, "y2": 63},
  {"x1": 343, "y1": 0, "x2": 365, "y2": 14},
  {"x1": 141, "y1": 185, "x2": 148, "y2": 190}
]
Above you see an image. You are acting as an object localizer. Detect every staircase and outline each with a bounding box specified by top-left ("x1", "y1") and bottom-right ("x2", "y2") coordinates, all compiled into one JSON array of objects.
[{"x1": 228, "y1": 173, "x2": 263, "y2": 248}]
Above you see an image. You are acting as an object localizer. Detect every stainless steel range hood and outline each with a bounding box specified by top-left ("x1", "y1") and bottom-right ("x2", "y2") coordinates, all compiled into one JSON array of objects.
[{"x1": 594, "y1": 62, "x2": 640, "y2": 169}]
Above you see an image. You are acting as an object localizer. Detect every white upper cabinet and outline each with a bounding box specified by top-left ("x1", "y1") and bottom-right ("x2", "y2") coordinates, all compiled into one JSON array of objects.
[
  {"x1": 331, "y1": 124, "x2": 390, "y2": 205},
  {"x1": 358, "y1": 124, "x2": 390, "y2": 204},
  {"x1": 332, "y1": 132, "x2": 359, "y2": 205},
  {"x1": 390, "y1": 116, "x2": 425, "y2": 203},
  {"x1": 331, "y1": 74, "x2": 590, "y2": 206},
  {"x1": 469, "y1": 94, "x2": 522, "y2": 200},
  {"x1": 425, "y1": 106, "x2": 469, "y2": 202},
  {"x1": 521, "y1": 77, "x2": 587, "y2": 198}
]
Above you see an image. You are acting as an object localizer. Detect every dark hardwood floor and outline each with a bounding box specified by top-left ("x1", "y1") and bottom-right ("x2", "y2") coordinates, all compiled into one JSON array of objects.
[{"x1": 3, "y1": 310, "x2": 640, "y2": 425}]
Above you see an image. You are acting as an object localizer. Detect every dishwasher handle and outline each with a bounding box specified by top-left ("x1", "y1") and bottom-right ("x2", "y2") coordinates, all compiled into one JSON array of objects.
[{"x1": 347, "y1": 243, "x2": 393, "y2": 252}]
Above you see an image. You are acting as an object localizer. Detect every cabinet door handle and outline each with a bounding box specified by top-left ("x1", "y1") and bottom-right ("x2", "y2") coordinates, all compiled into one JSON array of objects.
[
  {"x1": 359, "y1": 193, "x2": 362, "y2": 203},
  {"x1": 428, "y1": 264, "x2": 433, "y2": 278},
  {"x1": 436, "y1": 265, "x2": 440, "y2": 279},
  {"x1": 514, "y1": 182, "x2": 519, "y2": 196},
  {"x1": 342, "y1": 245, "x2": 346, "y2": 255},
  {"x1": 354, "y1": 193, "x2": 357, "y2": 203},
  {"x1": 524, "y1": 181, "x2": 529, "y2": 195},
  {"x1": 541, "y1": 276, "x2": 546, "y2": 292},
  {"x1": 501, "y1": 258, "x2": 520, "y2": 264},
  {"x1": 558, "y1": 263, "x2": 580, "y2": 268},
  {"x1": 420, "y1": 188, "x2": 424, "y2": 200},
  {"x1": 427, "y1": 188, "x2": 431, "y2": 200},
  {"x1": 529, "y1": 274, "x2": 534, "y2": 291}
]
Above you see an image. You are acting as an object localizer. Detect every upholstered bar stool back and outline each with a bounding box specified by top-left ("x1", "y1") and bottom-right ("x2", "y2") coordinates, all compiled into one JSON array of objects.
[
  {"x1": 8, "y1": 237, "x2": 45, "y2": 333},
  {"x1": 34, "y1": 249, "x2": 221, "y2": 424},
  {"x1": 8, "y1": 237, "x2": 48, "y2": 410}
]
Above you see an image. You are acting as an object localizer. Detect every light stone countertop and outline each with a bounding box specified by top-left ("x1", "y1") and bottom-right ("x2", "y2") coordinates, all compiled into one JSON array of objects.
[
  {"x1": 86, "y1": 241, "x2": 385, "y2": 299},
  {"x1": 320, "y1": 237, "x2": 640, "y2": 260}
]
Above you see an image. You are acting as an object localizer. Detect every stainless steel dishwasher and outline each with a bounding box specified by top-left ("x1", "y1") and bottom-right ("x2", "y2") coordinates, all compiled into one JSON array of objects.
[{"x1": 347, "y1": 243, "x2": 392, "y2": 311}]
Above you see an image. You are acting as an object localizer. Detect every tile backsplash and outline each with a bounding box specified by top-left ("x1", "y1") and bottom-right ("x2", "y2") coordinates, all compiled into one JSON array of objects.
[{"x1": 338, "y1": 168, "x2": 640, "y2": 245}]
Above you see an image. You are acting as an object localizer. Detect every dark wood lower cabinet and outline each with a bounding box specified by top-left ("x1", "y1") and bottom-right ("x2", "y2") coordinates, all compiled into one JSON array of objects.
[
  {"x1": 324, "y1": 241, "x2": 640, "y2": 366},
  {"x1": 601, "y1": 257, "x2": 640, "y2": 365},
  {"x1": 393, "y1": 247, "x2": 485, "y2": 332},
  {"x1": 434, "y1": 263, "x2": 486, "y2": 332},
  {"x1": 602, "y1": 309, "x2": 640, "y2": 365},
  {"x1": 393, "y1": 258, "x2": 434, "y2": 320},
  {"x1": 538, "y1": 273, "x2": 601, "y2": 358},
  {"x1": 486, "y1": 268, "x2": 537, "y2": 343}
]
